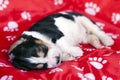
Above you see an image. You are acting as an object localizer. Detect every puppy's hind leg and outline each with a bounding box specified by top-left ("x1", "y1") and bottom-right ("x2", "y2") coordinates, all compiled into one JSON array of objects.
[{"x1": 77, "y1": 16, "x2": 114, "y2": 47}]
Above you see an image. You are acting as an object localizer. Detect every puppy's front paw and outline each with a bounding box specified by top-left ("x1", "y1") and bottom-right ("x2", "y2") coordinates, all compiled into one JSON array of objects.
[
  {"x1": 99, "y1": 33, "x2": 114, "y2": 46},
  {"x1": 62, "y1": 53, "x2": 75, "y2": 61},
  {"x1": 62, "y1": 47, "x2": 83, "y2": 61},
  {"x1": 69, "y1": 47, "x2": 83, "y2": 57}
]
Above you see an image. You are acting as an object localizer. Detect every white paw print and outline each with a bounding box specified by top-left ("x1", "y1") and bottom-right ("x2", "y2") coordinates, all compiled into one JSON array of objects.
[
  {"x1": 112, "y1": 13, "x2": 120, "y2": 24},
  {"x1": 0, "y1": 75, "x2": 13, "y2": 80},
  {"x1": 54, "y1": 0, "x2": 63, "y2": 5},
  {"x1": 0, "y1": 0, "x2": 9, "y2": 11},
  {"x1": 21, "y1": 11, "x2": 31, "y2": 21},
  {"x1": 89, "y1": 57, "x2": 107, "y2": 69},
  {"x1": 102, "y1": 75, "x2": 113, "y2": 80},
  {"x1": 6, "y1": 36, "x2": 16, "y2": 41},
  {"x1": 3, "y1": 21, "x2": 19, "y2": 32},
  {"x1": 77, "y1": 73, "x2": 95, "y2": 80},
  {"x1": 85, "y1": 2, "x2": 100, "y2": 16},
  {"x1": 49, "y1": 68, "x2": 63, "y2": 74}
]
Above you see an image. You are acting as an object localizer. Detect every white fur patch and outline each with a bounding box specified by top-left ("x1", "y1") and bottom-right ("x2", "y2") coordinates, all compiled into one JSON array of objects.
[
  {"x1": 22, "y1": 31, "x2": 54, "y2": 46},
  {"x1": 26, "y1": 57, "x2": 48, "y2": 64},
  {"x1": 23, "y1": 31, "x2": 50, "y2": 42}
]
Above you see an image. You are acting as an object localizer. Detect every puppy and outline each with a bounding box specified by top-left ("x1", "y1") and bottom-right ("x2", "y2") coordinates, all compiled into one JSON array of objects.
[{"x1": 8, "y1": 12, "x2": 114, "y2": 70}]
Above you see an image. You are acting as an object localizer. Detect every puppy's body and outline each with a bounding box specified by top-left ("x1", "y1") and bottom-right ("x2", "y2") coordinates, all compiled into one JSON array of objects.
[{"x1": 9, "y1": 12, "x2": 114, "y2": 70}]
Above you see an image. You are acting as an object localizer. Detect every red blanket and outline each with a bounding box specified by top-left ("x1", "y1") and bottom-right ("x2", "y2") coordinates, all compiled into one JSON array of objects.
[{"x1": 0, "y1": 0, "x2": 120, "y2": 80}]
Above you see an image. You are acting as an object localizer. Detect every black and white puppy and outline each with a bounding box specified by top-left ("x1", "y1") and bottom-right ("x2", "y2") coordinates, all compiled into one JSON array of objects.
[{"x1": 8, "y1": 12, "x2": 114, "y2": 70}]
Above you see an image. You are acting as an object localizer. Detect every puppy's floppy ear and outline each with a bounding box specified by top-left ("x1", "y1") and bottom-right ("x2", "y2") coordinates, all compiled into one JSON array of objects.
[
  {"x1": 12, "y1": 58, "x2": 29, "y2": 70},
  {"x1": 8, "y1": 38, "x2": 26, "y2": 54},
  {"x1": 12, "y1": 58, "x2": 37, "y2": 70}
]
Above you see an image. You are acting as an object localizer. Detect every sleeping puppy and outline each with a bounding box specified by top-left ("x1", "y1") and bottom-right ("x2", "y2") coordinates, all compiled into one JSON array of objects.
[{"x1": 8, "y1": 12, "x2": 114, "y2": 70}]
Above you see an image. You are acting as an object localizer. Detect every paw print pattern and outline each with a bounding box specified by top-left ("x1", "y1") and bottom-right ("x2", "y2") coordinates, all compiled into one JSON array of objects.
[
  {"x1": 6, "y1": 36, "x2": 16, "y2": 41},
  {"x1": 85, "y1": 2, "x2": 100, "y2": 16},
  {"x1": 0, "y1": 75, "x2": 13, "y2": 80},
  {"x1": 111, "y1": 13, "x2": 120, "y2": 24},
  {"x1": 21, "y1": 11, "x2": 31, "y2": 21},
  {"x1": 0, "y1": 0, "x2": 9, "y2": 11},
  {"x1": 54, "y1": 0, "x2": 63, "y2": 5},
  {"x1": 3, "y1": 21, "x2": 19, "y2": 32},
  {"x1": 49, "y1": 68, "x2": 63, "y2": 74},
  {"x1": 77, "y1": 73, "x2": 95, "y2": 80},
  {"x1": 88, "y1": 57, "x2": 107, "y2": 69},
  {"x1": 102, "y1": 75, "x2": 113, "y2": 80}
]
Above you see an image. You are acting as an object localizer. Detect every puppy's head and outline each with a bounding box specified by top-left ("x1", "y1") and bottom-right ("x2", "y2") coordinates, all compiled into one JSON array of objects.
[{"x1": 9, "y1": 35, "x2": 62, "y2": 70}]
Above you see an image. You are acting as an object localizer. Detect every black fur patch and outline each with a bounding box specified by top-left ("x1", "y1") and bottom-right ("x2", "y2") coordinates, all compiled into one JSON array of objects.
[
  {"x1": 28, "y1": 12, "x2": 83, "y2": 43},
  {"x1": 13, "y1": 58, "x2": 48, "y2": 70},
  {"x1": 29, "y1": 15, "x2": 64, "y2": 43}
]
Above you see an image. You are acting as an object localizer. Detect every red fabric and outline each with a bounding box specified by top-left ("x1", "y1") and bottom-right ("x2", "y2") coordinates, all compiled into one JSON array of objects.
[{"x1": 0, "y1": 0, "x2": 120, "y2": 80}]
